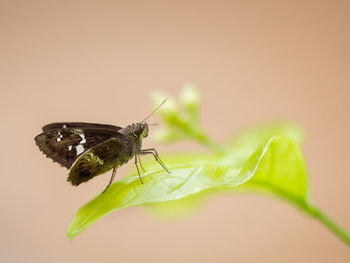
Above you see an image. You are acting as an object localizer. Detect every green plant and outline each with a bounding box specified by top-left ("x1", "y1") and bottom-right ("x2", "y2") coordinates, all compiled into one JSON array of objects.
[{"x1": 67, "y1": 84, "x2": 350, "y2": 247}]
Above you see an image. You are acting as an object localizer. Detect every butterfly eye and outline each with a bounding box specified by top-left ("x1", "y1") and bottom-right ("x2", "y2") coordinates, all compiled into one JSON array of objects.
[{"x1": 142, "y1": 126, "x2": 149, "y2": 137}]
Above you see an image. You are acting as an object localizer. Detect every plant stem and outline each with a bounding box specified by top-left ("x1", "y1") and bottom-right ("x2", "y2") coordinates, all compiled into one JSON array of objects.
[
  {"x1": 248, "y1": 181, "x2": 350, "y2": 247},
  {"x1": 185, "y1": 124, "x2": 226, "y2": 156},
  {"x1": 302, "y1": 204, "x2": 350, "y2": 246},
  {"x1": 196, "y1": 133, "x2": 226, "y2": 157}
]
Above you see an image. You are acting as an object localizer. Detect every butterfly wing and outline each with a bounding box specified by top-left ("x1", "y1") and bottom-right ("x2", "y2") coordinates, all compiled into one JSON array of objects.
[
  {"x1": 35, "y1": 127, "x2": 124, "y2": 169},
  {"x1": 42, "y1": 122, "x2": 122, "y2": 132},
  {"x1": 67, "y1": 137, "x2": 129, "y2": 186}
]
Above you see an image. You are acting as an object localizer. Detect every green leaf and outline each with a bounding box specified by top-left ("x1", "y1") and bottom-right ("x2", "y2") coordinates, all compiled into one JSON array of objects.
[
  {"x1": 242, "y1": 136, "x2": 308, "y2": 202},
  {"x1": 68, "y1": 165, "x2": 241, "y2": 239},
  {"x1": 68, "y1": 136, "x2": 305, "y2": 239},
  {"x1": 150, "y1": 135, "x2": 308, "y2": 217},
  {"x1": 221, "y1": 121, "x2": 305, "y2": 167},
  {"x1": 150, "y1": 122, "x2": 307, "y2": 219},
  {"x1": 224, "y1": 122, "x2": 308, "y2": 202}
]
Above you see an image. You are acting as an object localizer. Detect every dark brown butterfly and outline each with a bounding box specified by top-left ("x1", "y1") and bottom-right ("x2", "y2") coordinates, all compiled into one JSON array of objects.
[{"x1": 34, "y1": 100, "x2": 170, "y2": 193}]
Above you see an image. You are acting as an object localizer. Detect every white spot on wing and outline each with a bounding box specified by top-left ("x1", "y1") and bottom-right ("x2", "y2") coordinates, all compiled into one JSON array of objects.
[
  {"x1": 68, "y1": 145, "x2": 72, "y2": 151},
  {"x1": 79, "y1": 132, "x2": 86, "y2": 144},
  {"x1": 56, "y1": 132, "x2": 63, "y2": 142},
  {"x1": 76, "y1": 145, "x2": 85, "y2": 155}
]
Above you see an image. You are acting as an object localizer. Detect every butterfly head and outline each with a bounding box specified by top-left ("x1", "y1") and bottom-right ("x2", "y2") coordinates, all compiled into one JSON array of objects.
[{"x1": 132, "y1": 123, "x2": 149, "y2": 139}]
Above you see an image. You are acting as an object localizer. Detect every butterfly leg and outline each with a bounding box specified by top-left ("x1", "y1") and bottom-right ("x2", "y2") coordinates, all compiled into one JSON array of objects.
[
  {"x1": 137, "y1": 154, "x2": 145, "y2": 172},
  {"x1": 140, "y1": 148, "x2": 170, "y2": 173},
  {"x1": 102, "y1": 162, "x2": 118, "y2": 193},
  {"x1": 135, "y1": 155, "x2": 144, "y2": 184}
]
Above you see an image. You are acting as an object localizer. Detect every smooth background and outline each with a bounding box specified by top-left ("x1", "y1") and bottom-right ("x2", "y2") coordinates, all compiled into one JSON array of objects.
[{"x1": 1, "y1": 1, "x2": 349, "y2": 262}]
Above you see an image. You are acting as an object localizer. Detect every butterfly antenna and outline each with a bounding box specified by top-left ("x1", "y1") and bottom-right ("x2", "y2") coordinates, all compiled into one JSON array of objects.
[
  {"x1": 148, "y1": 122, "x2": 159, "y2": 126},
  {"x1": 141, "y1": 98, "x2": 167, "y2": 123}
]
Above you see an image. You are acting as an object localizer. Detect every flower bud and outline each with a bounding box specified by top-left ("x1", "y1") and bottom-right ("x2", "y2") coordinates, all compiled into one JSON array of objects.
[
  {"x1": 151, "y1": 93, "x2": 183, "y2": 126},
  {"x1": 180, "y1": 82, "x2": 200, "y2": 121}
]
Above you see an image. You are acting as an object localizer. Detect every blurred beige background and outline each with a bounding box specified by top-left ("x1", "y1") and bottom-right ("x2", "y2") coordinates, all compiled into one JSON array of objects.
[{"x1": 1, "y1": 0, "x2": 349, "y2": 262}]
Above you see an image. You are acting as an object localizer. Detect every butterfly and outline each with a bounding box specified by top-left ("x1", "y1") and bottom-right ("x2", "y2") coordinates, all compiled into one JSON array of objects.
[{"x1": 34, "y1": 100, "x2": 170, "y2": 193}]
